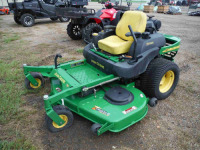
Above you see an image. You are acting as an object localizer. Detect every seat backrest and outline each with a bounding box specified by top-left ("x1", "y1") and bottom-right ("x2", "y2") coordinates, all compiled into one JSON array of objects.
[{"x1": 116, "y1": 11, "x2": 147, "y2": 41}]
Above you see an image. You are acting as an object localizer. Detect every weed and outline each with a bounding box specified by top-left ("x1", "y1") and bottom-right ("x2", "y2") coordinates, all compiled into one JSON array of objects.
[
  {"x1": 76, "y1": 49, "x2": 83, "y2": 53},
  {"x1": 0, "y1": 132, "x2": 36, "y2": 150},
  {"x1": 4, "y1": 34, "x2": 20, "y2": 43}
]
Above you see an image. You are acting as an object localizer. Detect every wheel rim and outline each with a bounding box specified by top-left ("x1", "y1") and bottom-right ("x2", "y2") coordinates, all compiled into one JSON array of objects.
[
  {"x1": 24, "y1": 16, "x2": 33, "y2": 26},
  {"x1": 90, "y1": 28, "x2": 101, "y2": 39},
  {"x1": 30, "y1": 78, "x2": 42, "y2": 89},
  {"x1": 73, "y1": 25, "x2": 81, "y2": 36},
  {"x1": 52, "y1": 115, "x2": 68, "y2": 128},
  {"x1": 159, "y1": 70, "x2": 175, "y2": 93}
]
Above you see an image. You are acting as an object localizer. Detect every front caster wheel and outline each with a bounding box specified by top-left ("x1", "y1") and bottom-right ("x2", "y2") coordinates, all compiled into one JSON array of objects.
[
  {"x1": 91, "y1": 123, "x2": 101, "y2": 135},
  {"x1": 45, "y1": 105, "x2": 74, "y2": 132},
  {"x1": 25, "y1": 72, "x2": 44, "y2": 90}
]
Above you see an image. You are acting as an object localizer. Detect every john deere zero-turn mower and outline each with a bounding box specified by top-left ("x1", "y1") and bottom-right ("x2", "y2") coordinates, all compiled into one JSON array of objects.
[{"x1": 23, "y1": 11, "x2": 181, "y2": 135}]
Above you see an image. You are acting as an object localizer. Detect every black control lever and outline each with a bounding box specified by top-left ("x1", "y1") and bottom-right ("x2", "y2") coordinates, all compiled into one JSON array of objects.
[
  {"x1": 128, "y1": 25, "x2": 137, "y2": 60},
  {"x1": 147, "y1": 15, "x2": 155, "y2": 20},
  {"x1": 54, "y1": 54, "x2": 62, "y2": 69}
]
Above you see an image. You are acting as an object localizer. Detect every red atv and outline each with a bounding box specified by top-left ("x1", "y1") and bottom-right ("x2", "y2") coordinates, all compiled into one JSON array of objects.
[
  {"x1": 0, "y1": 7, "x2": 10, "y2": 15},
  {"x1": 56, "y1": 1, "x2": 129, "y2": 43}
]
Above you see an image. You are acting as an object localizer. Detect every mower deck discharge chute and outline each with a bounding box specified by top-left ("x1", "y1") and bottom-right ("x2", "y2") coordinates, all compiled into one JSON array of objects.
[{"x1": 23, "y1": 11, "x2": 181, "y2": 135}]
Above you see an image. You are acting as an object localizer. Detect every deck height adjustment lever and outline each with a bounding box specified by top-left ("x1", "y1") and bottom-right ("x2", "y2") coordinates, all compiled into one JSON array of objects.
[{"x1": 54, "y1": 54, "x2": 62, "y2": 69}]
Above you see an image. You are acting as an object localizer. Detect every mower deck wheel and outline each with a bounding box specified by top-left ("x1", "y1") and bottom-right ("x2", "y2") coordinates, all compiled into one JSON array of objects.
[
  {"x1": 91, "y1": 123, "x2": 101, "y2": 135},
  {"x1": 45, "y1": 105, "x2": 74, "y2": 132},
  {"x1": 82, "y1": 23, "x2": 102, "y2": 44},
  {"x1": 148, "y1": 97, "x2": 158, "y2": 107},
  {"x1": 20, "y1": 13, "x2": 35, "y2": 27},
  {"x1": 25, "y1": 72, "x2": 44, "y2": 90}
]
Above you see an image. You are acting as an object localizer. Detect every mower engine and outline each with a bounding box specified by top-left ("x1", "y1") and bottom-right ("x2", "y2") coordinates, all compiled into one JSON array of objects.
[{"x1": 146, "y1": 15, "x2": 161, "y2": 34}]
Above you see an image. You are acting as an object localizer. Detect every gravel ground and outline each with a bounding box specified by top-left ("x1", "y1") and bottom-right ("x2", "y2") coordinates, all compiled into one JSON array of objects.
[{"x1": 0, "y1": 2, "x2": 200, "y2": 150}]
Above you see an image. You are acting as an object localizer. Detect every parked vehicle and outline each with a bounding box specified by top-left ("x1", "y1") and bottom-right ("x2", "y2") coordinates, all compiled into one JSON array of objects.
[
  {"x1": 56, "y1": 1, "x2": 130, "y2": 43},
  {"x1": 0, "y1": 6, "x2": 10, "y2": 15},
  {"x1": 7, "y1": 0, "x2": 87, "y2": 27}
]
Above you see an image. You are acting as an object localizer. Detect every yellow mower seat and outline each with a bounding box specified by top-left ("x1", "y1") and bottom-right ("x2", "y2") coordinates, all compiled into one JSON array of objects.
[
  {"x1": 98, "y1": 11, "x2": 147, "y2": 55},
  {"x1": 98, "y1": 35, "x2": 133, "y2": 55}
]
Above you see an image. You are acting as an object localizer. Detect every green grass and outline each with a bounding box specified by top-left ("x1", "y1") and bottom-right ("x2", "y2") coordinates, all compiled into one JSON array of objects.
[
  {"x1": 0, "y1": 32, "x2": 21, "y2": 44},
  {"x1": 4, "y1": 34, "x2": 20, "y2": 43},
  {"x1": 76, "y1": 49, "x2": 83, "y2": 53},
  {"x1": 0, "y1": 133, "x2": 36, "y2": 150},
  {"x1": 0, "y1": 32, "x2": 39, "y2": 149},
  {"x1": 0, "y1": 60, "x2": 26, "y2": 124}
]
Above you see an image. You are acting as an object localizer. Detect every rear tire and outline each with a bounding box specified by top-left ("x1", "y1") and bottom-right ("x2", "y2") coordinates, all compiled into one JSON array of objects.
[
  {"x1": 14, "y1": 15, "x2": 21, "y2": 25},
  {"x1": 139, "y1": 58, "x2": 179, "y2": 100},
  {"x1": 20, "y1": 13, "x2": 35, "y2": 27},
  {"x1": 59, "y1": 17, "x2": 69, "y2": 22},
  {"x1": 82, "y1": 23, "x2": 102, "y2": 44},
  {"x1": 67, "y1": 22, "x2": 82, "y2": 40}
]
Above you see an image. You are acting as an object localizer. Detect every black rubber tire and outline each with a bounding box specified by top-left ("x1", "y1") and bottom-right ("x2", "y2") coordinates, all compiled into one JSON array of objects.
[
  {"x1": 59, "y1": 17, "x2": 70, "y2": 22},
  {"x1": 45, "y1": 105, "x2": 74, "y2": 133},
  {"x1": 139, "y1": 58, "x2": 179, "y2": 100},
  {"x1": 14, "y1": 15, "x2": 21, "y2": 25},
  {"x1": 67, "y1": 22, "x2": 82, "y2": 40},
  {"x1": 25, "y1": 72, "x2": 44, "y2": 90},
  {"x1": 148, "y1": 97, "x2": 158, "y2": 107},
  {"x1": 91, "y1": 123, "x2": 101, "y2": 135},
  {"x1": 20, "y1": 13, "x2": 35, "y2": 27},
  {"x1": 82, "y1": 23, "x2": 102, "y2": 44},
  {"x1": 50, "y1": 17, "x2": 58, "y2": 21}
]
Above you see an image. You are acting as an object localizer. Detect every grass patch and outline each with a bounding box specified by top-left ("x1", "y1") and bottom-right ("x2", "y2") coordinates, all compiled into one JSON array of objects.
[
  {"x1": 4, "y1": 34, "x2": 20, "y2": 43},
  {"x1": 0, "y1": 31, "x2": 40, "y2": 149},
  {"x1": 0, "y1": 32, "x2": 20, "y2": 44},
  {"x1": 0, "y1": 60, "x2": 26, "y2": 124},
  {"x1": 0, "y1": 133, "x2": 36, "y2": 150},
  {"x1": 76, "y1": 49, "x2": 83, "y2": 53}
]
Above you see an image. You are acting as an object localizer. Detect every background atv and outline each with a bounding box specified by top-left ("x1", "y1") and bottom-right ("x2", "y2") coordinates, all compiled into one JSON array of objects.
[
  {"x1": 0, "y1": 6, "x2": 10, "y2": 15},
  {"x1": 7, "y1": 0, "x2": 87, "y2": 27},
  {"x1": 56, "y1": 1, "x2": 130, "y2": 43}
]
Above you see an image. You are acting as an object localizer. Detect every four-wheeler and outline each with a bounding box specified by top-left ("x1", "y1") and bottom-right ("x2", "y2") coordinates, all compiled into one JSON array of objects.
[
  {"x1": 7, "y1": 0, "x2": 87, "y2": 27},
  {"x1": 23, "y1": 11, "x2": 181, "y2": 135},
  {"x1": 0, "y1": 7, "x2": 10, "y2": 15},
  {"x1": 56, "y1": 1, "x2": 130, "y2": 43}
]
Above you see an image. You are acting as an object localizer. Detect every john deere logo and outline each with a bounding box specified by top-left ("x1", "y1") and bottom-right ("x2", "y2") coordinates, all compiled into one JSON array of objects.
[
  {"x1": 91, "y1": 60, "x2": 104, "y2": 69},
  {"x1": 146, "y1": 41, "x2": 154, "y2": 46},
  {"x1": 162, "y1": 46, "x2": 180, "y2": 53},
  {"x1": 54, "y1": 73, "x2": 66, "y2": 84}
]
